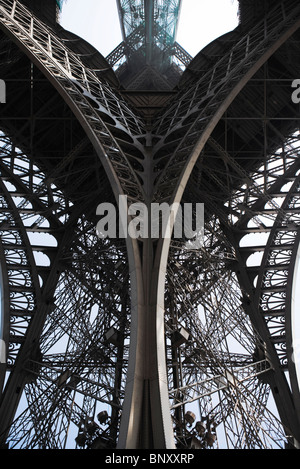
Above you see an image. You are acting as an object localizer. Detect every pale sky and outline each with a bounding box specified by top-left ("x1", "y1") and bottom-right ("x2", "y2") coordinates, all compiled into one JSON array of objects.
[{"x1": 60, "y1": 0, "x2": 239, "y2": 58}]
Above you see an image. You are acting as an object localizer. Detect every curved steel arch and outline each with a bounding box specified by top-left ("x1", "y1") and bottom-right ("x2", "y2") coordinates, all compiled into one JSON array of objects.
[
  {"x1": 0, "y1": 0, "x2": 146, "y2": 204},
  {"x1": 0, "y1": 170, "x2": 41, "y2": 434},
  {"x1": 152, "y1": 1, "x2": 300, "y2": 203},
  {"x1": 0, "y1": 224, "x2": 10, "y2": 393},
  {"x1": 0, "y1": 3, "x2": 154, "y2": 447},
  {"x1": 0, "y1": 136, "x2": 89, "y2": 443},
  {"x1": 228, "y1": 155, "x2": 300, "y2": 443},
  {"x1": 0, "y1": 0, "x2": 154, "y2": 449},
  {"x1": 117, "y1": 0, "x2": 300, "y2": 449},
  {"x1": 287, "y1": 229, "x2": 300, "y2": 415},
  {"x1": 256, "y1": 173, "x2": 300, "y2": 412}
]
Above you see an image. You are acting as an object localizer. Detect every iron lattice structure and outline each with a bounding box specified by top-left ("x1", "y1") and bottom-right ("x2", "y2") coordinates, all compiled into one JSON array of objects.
[{"x1": 0, "y1": 0, "x2": 300, "y2": 450}]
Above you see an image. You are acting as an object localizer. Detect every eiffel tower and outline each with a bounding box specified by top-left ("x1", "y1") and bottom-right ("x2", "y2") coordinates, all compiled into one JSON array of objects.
[{"x1": 0, "y1": 0, "x2": 300, "y2": 450}]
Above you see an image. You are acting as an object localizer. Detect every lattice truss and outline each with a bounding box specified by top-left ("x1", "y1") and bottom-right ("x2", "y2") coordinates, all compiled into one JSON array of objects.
[
  {"x1": 118, "y1": 0, "x2": 180, "y2": 39},
  {"x1": 1, "y1": 131, "x2": 299, "y2": 449},
  {"x1": 0, "y1": 0, "x2": 300, "y2": 450},
  {"x1": 166, "y1": 132, "x2": 300, "y2": 449},
  {"x1": 107, "y1": 0, "x2": 191, "y2": 70},
  {"x1": 0, "y1": 132, "x2": 131, "y2": 449}
]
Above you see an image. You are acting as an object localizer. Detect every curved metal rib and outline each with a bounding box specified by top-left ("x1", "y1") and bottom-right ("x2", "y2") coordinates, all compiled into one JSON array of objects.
[
  {"x1": 0, "y1": 0, "x2": 146, "y2": 204},
  {"x1": 152, "y1": 0, "x2": 300, "y2": 203}
]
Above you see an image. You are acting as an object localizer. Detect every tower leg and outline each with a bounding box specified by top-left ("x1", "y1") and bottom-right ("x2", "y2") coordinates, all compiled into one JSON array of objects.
[{"x1": 117, "y1": 234, "x2": 175, "y2": 449}]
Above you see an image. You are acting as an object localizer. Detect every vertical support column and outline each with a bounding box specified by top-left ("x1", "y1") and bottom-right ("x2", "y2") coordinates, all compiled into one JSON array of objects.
[
  {"x1": 147, "y1": 236, "x2": 176, "y2": 449},
  {"x1": 0, "y1": 242, "x2": 9, "y2": 395},
  {"x1": 117, "y1": 211, "x2": 175, "y2": 448},
  {"x1": 144, "y1": 0, "x2": 154, "y2": 65}
]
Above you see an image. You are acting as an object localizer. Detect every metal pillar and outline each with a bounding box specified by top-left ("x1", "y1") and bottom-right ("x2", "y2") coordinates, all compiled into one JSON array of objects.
[{"x1": 117, "y1": 232, "x2": 176, "y2": 448}]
